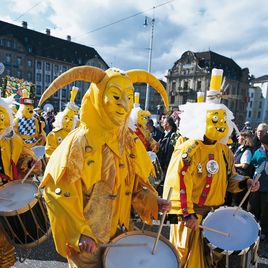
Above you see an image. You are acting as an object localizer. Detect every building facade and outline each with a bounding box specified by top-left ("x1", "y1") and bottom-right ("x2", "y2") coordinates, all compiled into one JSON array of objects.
[
  {"x1": 166, "y1": 50, "x2": 250, "y2": 129},
  {"x1": 246, "y1": 76, "x2": 268, "y2": 129},
  {"x1": 0, "y1": 20, "x2": 109, "y2": 111}
]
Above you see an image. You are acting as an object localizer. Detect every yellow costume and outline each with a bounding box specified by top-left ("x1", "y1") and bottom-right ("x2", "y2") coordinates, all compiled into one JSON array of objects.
[
  {"x1": 163, "y1": 69, "x2": 249, "y2": 268},
  {"x1": 14, "y1": 90, "x2": 45, "y2": 147},
  {"x1": 39, "y1": 66, "x2": 169, "y2": 267},
  {"x1": 0, "y1": 97, "x2": 41, "y2": 267},
  {"x1": 129, "y1": 92, "x2": 159, "y2": 152},
  {"x1": 45, "y1": 86, "x2": 79, "y2": 159}
]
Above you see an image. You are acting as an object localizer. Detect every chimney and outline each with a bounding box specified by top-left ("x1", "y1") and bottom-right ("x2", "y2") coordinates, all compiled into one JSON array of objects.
[
  {"x1": 22, "y1": 21, "x2": 27, "y2": 29},
  {"x1": 67, "y1": 35, "x2": 71, "y2": 41},
  {"x1": 46, "y1": 28, "x2": 51, "y2": 36}
]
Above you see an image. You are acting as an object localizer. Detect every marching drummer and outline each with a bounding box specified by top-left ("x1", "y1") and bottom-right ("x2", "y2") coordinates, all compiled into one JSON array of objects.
[
  {"x1": 38, "y1": 66, "x2": 171, "y2": 268},
  {"x1": 163, "y1": 69, "x2": 259, "y2": 268},
  {"x1": 45, "y1": 86, "x2": 79, "y2": 159},
  {"x1": 0, "y1": 97, "x2": 42, "y2": 267}
]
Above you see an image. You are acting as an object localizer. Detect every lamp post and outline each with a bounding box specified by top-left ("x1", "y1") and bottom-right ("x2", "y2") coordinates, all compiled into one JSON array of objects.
[{"x1": 144, "y1": 11, "x2": 155, "y2": 111}]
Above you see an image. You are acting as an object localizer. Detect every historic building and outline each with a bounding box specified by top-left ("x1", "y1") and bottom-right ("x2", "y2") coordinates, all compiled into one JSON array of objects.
[
  {"x1": 0, "y1": 20, "x2": 109, "y2": 111},
  {"x1": 166, "y1": 50, "x2": 250, "y2": 128},
  {"x1": 246, "y1": 75, "x2": 268, "y2": 128}
]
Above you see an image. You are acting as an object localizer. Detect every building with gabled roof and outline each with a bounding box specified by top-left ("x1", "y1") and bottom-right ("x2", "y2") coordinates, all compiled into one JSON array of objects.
[
  {"x1": 0, "y1": 20, "x2": 109, "y2": 111},
  {"x1": 166, "y1": 50, "x2": 249, "y2": 128}
]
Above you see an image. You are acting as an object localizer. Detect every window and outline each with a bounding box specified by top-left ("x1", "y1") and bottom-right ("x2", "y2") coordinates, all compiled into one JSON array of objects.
[
  {"x1": 62, "y1": 66, "x2": 67, "y2": 72},
  {"x1": 248, "y1": 111, "x2": 251, "y2": 118},
  {"x1": 259, "y1": 102, "x2": 262, "y2": 109},
  {"x1": 17, "y1": 57, "x2": 22, "y2": 65},
  {"x1": 257, "y1": 111, "x2": 261, "y2": 119},
  {"x1": 5, "y1": 54, "x2": 11, "y2": 64},
  {"x1": 45, "y1": 74, "x2": 50, "y2": 84},
  {"x1": 36, "y1": 86, "x2": 42, "y2": 95},
  {"x1": 62, "y1": 88, "x2": 67, "y2": 98},
  {"x1": 27, "y1": 60, "x2": 32, "y2": 68},
  {"x1": 46, "y1": 63, "x2": 50, "y2": 71},
  {"x1": 170, "y1": 95, "x2": 175, "y2": 104},
  {"x1": 37, "y1": 61, "x2": 41, "y2": 69},
  {"x1": 197, "y1": 80, "x2": 201, "y2": 90},
  {"x1": 17, "y1": 70, "x2": 21, "y2": 77},
  {"x1": 27, "y1": 72, "x2": 32, "y2": 81},
  {"x1": 54, "y1": 65, "x2": 59, "y2": 73},
  {"x1": 36, "y1": 73, "x2": 42, "y2": 82}
]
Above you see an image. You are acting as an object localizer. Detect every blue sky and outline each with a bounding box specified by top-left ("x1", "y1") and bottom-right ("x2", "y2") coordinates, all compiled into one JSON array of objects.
[{"x1": 1, "y1": 0, "x2": 268, "y2": 80}]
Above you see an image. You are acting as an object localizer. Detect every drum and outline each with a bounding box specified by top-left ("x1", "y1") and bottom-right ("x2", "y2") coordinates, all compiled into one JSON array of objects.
[
  {"x1": 103, "y1": 230, "x2": 179, "y2": 268},
  {"x1": 202, "y1": 206, "x2": 260, "y2": 268},
  {"x1": 0, "y1": 181, "x2": 51, "y2": 248},
  {"x1": 148, "y1": 151, "x2": 164, "y2": 188}
]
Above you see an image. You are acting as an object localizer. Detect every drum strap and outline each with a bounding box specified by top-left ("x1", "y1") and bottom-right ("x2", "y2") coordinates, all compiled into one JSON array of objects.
[
  {"x1": 179, "y1": 165, "x2": 189, "y2": 217},
  {"x1": 135, "y1": 128, "x2": 151, "y2": 151},
  {"x1": 198, "y1": 154, "x2": 214, "y2": 206}
]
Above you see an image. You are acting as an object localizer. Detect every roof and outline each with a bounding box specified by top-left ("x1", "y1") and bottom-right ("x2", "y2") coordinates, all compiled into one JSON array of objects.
[
  {"x1": 171, "y1": 50, "x2": 243, "y2": 80},
  {"x1": 252, "y1": 75, "x2": 268, "y2": 83},
  {"x1": 0, "y1": 20, "x2": 109, "y2": 67},
  {"x1": 194, "y1": 51, "x2": 242, "y2": 79}
]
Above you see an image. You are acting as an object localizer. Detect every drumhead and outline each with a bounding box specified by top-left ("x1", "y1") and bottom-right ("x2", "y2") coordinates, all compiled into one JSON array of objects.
[
  {"x1": 0, "y1": 181, "x2": 38, "y2": 216},
  {"x1": 32, "y1": 146, "x2": 45, "y2": 158},
  {"x1": 202, "y1": 206, "x2": 260, "y2": 252},
  {"x1": 103, "y1": 231, "x2": 179, "y2": 268}
]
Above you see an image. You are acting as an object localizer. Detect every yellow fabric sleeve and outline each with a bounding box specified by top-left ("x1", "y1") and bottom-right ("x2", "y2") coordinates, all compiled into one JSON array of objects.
[
  {"x1": 43, "y1": 177, "x2": 97, "y2": 257},
  {"x1": 45, "y1": 131, "x2": 57, "y2": 159}
]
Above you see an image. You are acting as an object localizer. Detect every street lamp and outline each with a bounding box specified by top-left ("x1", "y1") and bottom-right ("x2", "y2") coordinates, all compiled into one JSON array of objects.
[{"x1": 144, "y1": 10, "x2": 155, "y2": 111}]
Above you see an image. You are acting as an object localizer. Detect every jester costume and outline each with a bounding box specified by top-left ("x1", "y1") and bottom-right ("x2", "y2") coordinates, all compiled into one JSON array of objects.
[
  {"x1": 0, "y1": 98, "x2": 41, "y2": 267},
  {"x1": 39, "y1": 66, "x2": 169, "y2": 267},
  {"x1": 163, "y1": 69, "x2": 253, "y2": 268}
]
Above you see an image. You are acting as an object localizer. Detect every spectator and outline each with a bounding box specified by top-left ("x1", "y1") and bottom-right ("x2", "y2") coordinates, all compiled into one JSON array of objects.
[
  {"x1": 232, "y1": 131, "x2": 254, "y2": 209},
  {"x1": 157, "y1": 115, "x2": 177, "y2": 195},
  {"x1": 146, "y1": 119, "x2": 164, "y2": 142},
  {"x1": 253, "y1": 123, "x2": 268, "y2": 151},
  {"x1": 249, "y1": 133, "x2": 268, "y2": 242}
]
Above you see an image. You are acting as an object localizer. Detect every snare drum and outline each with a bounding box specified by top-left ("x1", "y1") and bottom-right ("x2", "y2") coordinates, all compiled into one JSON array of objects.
[
  {"x1": 202, "y1": 206, "x2": 260, "y2": 268},
  {"x1": 103, "y1": 230, "x2": 179, "y2": 268},
  {"x1": 0, "y1": 181, "x2": 51, "y2": 248}
]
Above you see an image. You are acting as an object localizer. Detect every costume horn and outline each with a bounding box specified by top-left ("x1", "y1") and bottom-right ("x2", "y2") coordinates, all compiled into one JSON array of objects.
[
  {"x1": 38, "y1": 66, "x2": 106, "y2": 106},
  {"x1": 126, "y1": 70, "x2": 169, "y2": 110}
]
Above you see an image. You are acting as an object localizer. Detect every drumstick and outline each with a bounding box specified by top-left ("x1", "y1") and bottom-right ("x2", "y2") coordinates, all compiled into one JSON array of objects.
[
  {"x1": 21, "y1": 158, "x2": 41, "y2": 184},
  {"x1": 152, "y1": 187, "x2": 173, "y2": 255},
  {"x1": 233, "y1": 173, "x2": 261, "y2": 216},
  {"x1": 199, "y1": 225, "x2": 230, "y2": 237},
  {"x1": 98, "y1": 243, "x2": 148, "y2": 248}
]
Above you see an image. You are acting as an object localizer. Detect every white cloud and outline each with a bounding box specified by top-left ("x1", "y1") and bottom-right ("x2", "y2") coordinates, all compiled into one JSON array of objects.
[{"x1": 1, "y1": 0, "x2": 268, "y2": 79}]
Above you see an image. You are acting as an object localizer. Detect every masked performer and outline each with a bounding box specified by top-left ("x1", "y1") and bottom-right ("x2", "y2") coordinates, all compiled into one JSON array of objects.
[
  {"x1": 163, "y1": 69, "x2": 259, "y2": 268},
  {"x1": 45, "y1": 86, "x2": 79, "y2": 159},
  {"x1": 14, "y1": 90, "x2": 46, "y2": 147},
  {"x1": 129, "y1": 92, "x2": 159, "y2": 152},
  {"x1": 38, "y1": 66, "x2": 171, "y2": 268},
  {"x1": 0, "y1": 97, "x2": 41, "y2": 267}
]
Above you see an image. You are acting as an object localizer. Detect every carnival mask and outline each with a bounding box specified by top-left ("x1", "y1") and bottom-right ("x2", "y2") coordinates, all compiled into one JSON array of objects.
[
  {"x1": 0, "y1": 107, "x2": 11, "y2": 135},
  {"x1": 62, "y1": 109, "x2": 75, "y2": 131},
  {"x1": 205, "y1": 109, "x2": 228, "y2": 141},
  {"x1": 22, "y1": 105, "x2": 34, "y2": 119},
  {"x1": 103, "y1": 76, "x2": 134, "y2": 125}
]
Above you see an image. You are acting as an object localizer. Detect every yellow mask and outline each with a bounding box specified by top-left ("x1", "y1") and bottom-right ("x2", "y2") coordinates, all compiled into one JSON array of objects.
[
  {"x1": 62, "y1": 109, "x2": 75, "y2": 131},
  {"x1": 0, "y1": 107, "x2": 11, "y2": 135},
  {"x1": 137, "y1": 110, "x2": 151, "y2": 129},
  {"x1": 205, "y1": 109, "x2": 228, "y2": 141},
  {"x1": 103, "y1": 76, "x2": 134, "y2": 126},
  {"x1": 22, "y1": 105, "x2": 34, "y2": 119}
]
